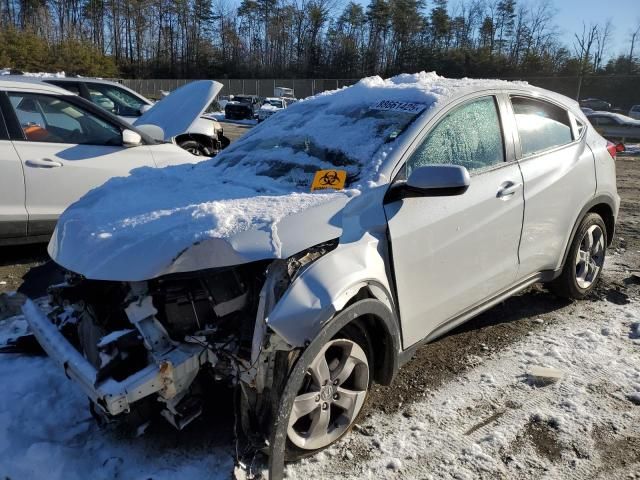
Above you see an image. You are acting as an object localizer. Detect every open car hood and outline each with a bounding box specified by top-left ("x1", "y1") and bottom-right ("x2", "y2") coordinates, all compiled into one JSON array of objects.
[{"x1": 133, "y1": 80, "x2": 222, "y2": 141}]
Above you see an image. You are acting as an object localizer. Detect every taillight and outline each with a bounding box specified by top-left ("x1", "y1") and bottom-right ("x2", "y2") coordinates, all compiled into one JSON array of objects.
[{"x1": 607, "y1": 141, "x2": 617, "y2": 159}]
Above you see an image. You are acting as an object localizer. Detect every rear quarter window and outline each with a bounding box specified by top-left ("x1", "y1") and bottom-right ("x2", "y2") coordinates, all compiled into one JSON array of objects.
[{"x1": 511, "y1": 96, "x2": 573, "y2": 157}]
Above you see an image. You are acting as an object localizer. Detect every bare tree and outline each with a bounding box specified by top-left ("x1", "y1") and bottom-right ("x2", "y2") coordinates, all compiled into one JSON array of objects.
[
  {"x1": 593, "y1": 19, "x2": 612, "y2": 72},
  {"x1": 573, "y1": 22, "x2": 598, "y2": 100}
]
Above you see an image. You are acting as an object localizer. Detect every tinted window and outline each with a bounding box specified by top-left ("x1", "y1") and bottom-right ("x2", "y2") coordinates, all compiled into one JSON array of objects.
[
  {"x1": 406, "y1": 96, "x2": 505, "y2": 176},
  {"x1": 8, "y1": 93, "x2": 122, "y2": 145},
  {"x1": 86, "y1": 83, "x2": 147, "y2": 117},
  {"x1": 511, "y1": 96, "x2": 573, "y2": 156}
]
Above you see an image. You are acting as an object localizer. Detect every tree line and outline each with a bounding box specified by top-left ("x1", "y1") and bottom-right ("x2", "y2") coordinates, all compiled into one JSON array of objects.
[{"x1": 1, "y1": 0, "x2": 639, "y2": 79}]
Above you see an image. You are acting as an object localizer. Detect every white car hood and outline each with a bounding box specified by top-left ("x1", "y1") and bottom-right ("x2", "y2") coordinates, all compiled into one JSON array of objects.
[
  {"x1": 133, "y1": 80, "x2": 222, "y2": 141},
  {"x1": 48, "y1": 175, "x2": 351, "y2": 281}
]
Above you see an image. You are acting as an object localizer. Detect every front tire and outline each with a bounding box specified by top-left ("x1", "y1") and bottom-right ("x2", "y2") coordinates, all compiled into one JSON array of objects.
[
  {"x1": 178, "y1": 139, "x2": 208, "y2": 156},
  {"x1": 550, "y1": 213, "x2": 607, "y2": 299},
  {"x1": 284, "y1": 322, "x2": 372, "y2": 461}
]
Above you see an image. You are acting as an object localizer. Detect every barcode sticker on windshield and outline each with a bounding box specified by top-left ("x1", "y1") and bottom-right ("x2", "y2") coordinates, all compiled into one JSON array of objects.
[{"x1": 371, "y1": 100, "x2": 426, "y2": 114}]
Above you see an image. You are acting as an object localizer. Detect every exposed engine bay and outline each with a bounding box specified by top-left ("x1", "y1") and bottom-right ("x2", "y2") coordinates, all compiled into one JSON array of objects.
[{"x1": 39, "y1": 240, "x2": 338, "y2": 434}]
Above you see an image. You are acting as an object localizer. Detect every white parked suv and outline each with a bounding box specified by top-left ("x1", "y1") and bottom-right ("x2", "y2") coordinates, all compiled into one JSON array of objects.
[
  {"x1": 3, "y1": 76, "x2": 228, "y2": 156},
  {"x1": 0, "y1": 79, "x2": 221, "y2": 245}
]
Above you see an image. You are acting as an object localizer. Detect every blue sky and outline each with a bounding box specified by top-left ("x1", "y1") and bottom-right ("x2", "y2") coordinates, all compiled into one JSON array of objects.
[{"x1": 555, "y1": 0, "x2": 639, "y2": 57}]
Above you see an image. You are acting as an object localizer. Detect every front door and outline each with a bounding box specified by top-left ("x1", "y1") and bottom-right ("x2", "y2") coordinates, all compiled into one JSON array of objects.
[
  {"x1": 384, "y1": 95, "x2": 525, "y2": 348},
  {"x1": 4, "y1": 91, "x2": 155, "y2": 236}
]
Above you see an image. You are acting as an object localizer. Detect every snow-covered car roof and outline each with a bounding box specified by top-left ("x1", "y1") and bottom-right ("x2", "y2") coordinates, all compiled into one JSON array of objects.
[
  {"x1": 0, "y1": 77, "x2": 72, "y2": 95},
  {"x1": 49, "y1": 72, "x2": 532, "y2": 280}
]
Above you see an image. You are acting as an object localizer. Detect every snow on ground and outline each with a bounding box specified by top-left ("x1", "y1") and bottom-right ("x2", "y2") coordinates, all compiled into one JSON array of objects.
[
  {"x1": 287, "y1": 257, "x2": 640, "y2": 479},
  {"x1": 1, "y1": 257, "x2": 638, "y2": 479}
]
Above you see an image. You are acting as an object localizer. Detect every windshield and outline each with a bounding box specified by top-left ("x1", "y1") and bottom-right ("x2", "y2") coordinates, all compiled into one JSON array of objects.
[
  {"x1": 215, "y1": 98, "x2": 426, "y2": 191},
  {"x1": 265, "y1": 99, "x2": 284, "y2": 108},
  {"x1": 86, "y1": 83, "x2": 148, "y2": 117}
]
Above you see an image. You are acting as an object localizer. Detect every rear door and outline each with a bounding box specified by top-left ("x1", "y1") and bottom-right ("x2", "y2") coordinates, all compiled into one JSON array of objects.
[
  {"x1": 385, "y1": 94, "x2": 525, "y2": 347},
  {"x1": 510, "y1": 95, "x2": 596, "y2": 277},
  {"x1": 3, "y1": 91, "x2": 155, "y2": 236},
  {"x1": 0, "y1": 99, "x2": 27, "y2": 240}
]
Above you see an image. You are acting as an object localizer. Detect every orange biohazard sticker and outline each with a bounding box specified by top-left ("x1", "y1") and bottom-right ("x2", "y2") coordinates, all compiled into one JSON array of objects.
[{"x1": 311, "y1": 169, "x2": 347, "y2": 191}]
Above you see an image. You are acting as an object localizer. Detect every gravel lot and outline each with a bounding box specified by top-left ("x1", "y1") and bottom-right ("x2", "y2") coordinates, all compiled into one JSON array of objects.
[{"x1": 0, "y1": 126, "x2": 638, "y2": 478}]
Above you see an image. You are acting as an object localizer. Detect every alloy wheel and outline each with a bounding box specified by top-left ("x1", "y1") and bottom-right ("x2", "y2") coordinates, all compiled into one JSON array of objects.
[
  {"x1": 287, "y1": 339, "x2": 369, "y2": 450},
  {"x1": 575, "y1": 224, "x2": 605, "y2": 289}
]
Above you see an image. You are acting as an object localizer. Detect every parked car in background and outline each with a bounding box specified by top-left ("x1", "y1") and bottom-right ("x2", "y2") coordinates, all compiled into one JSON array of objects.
[
  {"x1": 586, "y1": 111, "x2": 640, "y2": 142},
  {"x1": 224, "y1": 95, "x2": 261, "y2": 120},
  {"x1": 580, "y1": 98, "x2": 611, "y2": 111},
  {"x1": 22, "y1": 73, "x2": 619, "y2": 473},
  {"x1": 2, "y1": 76, "x2": 228, "y2": 156},
  {"x1": 257, "y1": 97, "x2": 295, "y2": 122},
  {"x1": 580, "y1": 107, "x2": 594, "y2": 114},
  {"x1": 629, "y1": 105, "x2": 640, "y2": 120},
  {"x1": 0, "y1": 78, "x2": 214, "y2": 245}
]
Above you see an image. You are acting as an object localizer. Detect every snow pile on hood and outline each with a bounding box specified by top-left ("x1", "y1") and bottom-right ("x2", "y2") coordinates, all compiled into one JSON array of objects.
[{"x1": 50, "y1": 72, "x2": 521, "y2": 280}]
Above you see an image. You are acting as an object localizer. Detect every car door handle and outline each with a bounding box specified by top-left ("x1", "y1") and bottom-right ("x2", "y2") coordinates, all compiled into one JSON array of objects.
[
  {"x1": 25, "y1": 158, "x2": 63, "y2": 168},
  {"x1": 496, "y1": 181, "x2": 522, "y2": 199}
]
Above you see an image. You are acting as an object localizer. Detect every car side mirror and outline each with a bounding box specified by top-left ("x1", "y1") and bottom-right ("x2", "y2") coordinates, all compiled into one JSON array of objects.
[
  {"x1": 385, "y1": 165, "x2": 470, "y2": 203},
  {"x1": 139, "y1": 104, "x2": 152, "y2": 114},
  {"x1": 122, "y1": 129, "x2": 142, "y2": 147}
]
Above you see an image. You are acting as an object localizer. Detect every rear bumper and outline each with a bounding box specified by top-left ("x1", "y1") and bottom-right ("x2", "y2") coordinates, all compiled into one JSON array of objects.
[{"x1": 22, "y1": 300, "x2": 205, "y2": 416}]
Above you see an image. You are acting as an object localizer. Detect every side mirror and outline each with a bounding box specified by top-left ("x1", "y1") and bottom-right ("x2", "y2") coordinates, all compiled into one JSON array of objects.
[
  {"x1": 139, "y1": 104, "x2": 152, "y2": 114},
  {"x1": 385, "y1": 165, "x2": 470, "y2": 203},
  {"x1": 135, "y1": 124, "x2": 165, "y2": 142},
  {"x1": 122, "y1": 129, "x2": 142, "y2": 147}
]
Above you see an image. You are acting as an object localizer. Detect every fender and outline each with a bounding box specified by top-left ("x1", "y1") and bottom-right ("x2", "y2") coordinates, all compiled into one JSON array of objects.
[
  {"x1": 268, "y1": 298, "x2": 399, "y2": 480},
  {"x1": 266, "y1": 232, "x2": 397, "y2": 347},
  {"x1": 557, "y1": 193, "x2": 619, "y2": 274}
]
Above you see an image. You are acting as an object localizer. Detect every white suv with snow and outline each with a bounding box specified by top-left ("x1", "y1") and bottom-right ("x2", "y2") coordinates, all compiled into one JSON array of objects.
[{"x1": 21, "y1": 73, "x2": 619, "y2": 478}]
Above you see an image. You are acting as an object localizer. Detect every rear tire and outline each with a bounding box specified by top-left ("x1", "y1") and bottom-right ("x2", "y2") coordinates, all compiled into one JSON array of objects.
[{"x1": 549, "y1": 213, "x2": 607, "y2": 299}]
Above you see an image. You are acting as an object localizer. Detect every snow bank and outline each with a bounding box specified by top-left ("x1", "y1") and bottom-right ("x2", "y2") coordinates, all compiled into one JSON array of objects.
[{"x1": 51, "y1": 72, "x2": 520, "y2": 279}]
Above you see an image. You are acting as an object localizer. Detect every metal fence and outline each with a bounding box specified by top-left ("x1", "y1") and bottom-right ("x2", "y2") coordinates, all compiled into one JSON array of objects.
[
  {"x1": 112, "y1": 75, "x2": 640, "y2": 109},
  {"x1": 115, "y1": 78, "x2": 360, "y2": 101}
]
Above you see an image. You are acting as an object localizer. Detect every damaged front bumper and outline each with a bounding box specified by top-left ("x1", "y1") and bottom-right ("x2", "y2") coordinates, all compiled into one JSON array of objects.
[{"x1": 22, "y1": 300, "x2": 208, "y2": 419}]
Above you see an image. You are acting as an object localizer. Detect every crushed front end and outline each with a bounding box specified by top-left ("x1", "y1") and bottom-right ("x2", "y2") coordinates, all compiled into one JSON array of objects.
[
  {"x1": 22, "y1": 241, "x2": 337, "y2": 435},
  {"x1": 25, "y1": 262, "x2": 268, "y2": 430}
]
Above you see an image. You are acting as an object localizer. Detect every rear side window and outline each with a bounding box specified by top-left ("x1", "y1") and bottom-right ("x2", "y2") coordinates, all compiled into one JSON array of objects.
[
  {"x1": 406, "y1": 96, "x2": 505, "y2": 175},
  {"x1": 511, "y1": 96, "x2": 573, "y2": 157}
]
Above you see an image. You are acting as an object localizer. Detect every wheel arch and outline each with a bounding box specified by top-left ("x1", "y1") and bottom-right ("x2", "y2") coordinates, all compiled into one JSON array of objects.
[
  {"x1": 174, "y1": 132, "x2": 213, "y2": 151},
  {"x1": 558, "y1": 194, "x2": 618, "y2": 274},
  {"x1": 268, "y1": 297, "x2": 399, "y2": 479}
]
